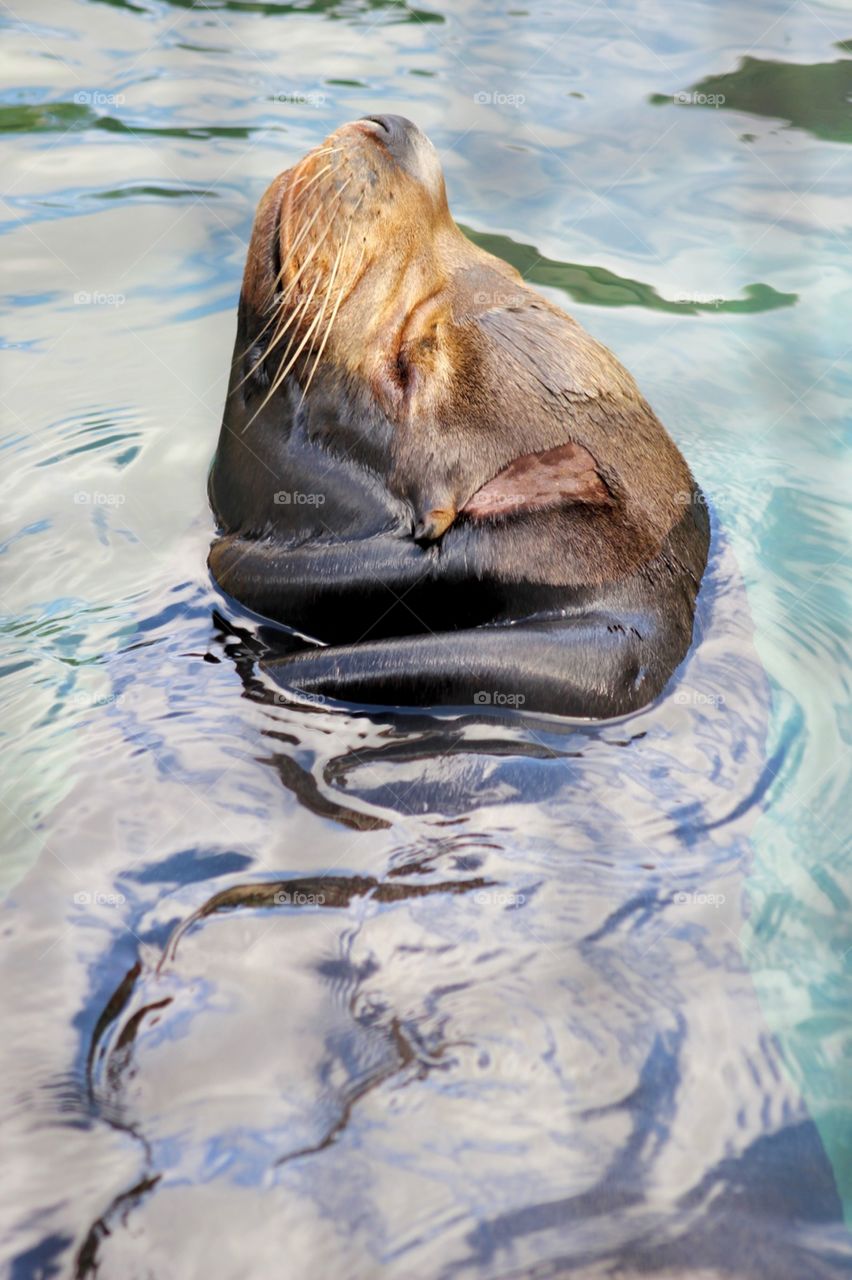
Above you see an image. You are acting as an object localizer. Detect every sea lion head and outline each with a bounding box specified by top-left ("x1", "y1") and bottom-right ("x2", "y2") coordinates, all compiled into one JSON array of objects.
[
  {"x1": 226, "y1": 115, "x2": 692, "y2": 562},
  {"x1": 233, "y1": 115, "x2": 563, "y2": 541},
  {"x1": 241, "y1": 115, "x2": 476, "y2": 436}
]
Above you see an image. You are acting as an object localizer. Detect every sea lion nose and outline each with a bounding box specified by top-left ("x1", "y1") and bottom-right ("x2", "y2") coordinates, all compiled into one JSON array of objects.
[
  {"x1": 358, "y1": 114, "x2": 444, "y2": 199},
  {"x1": 361, "y1": 114, "x2": 418, "y2": 147}
]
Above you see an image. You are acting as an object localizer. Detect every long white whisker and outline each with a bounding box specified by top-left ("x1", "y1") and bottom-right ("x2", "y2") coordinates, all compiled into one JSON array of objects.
[
  {"x1": 233, "y1": 176, "x2": 354, "y2": 375},
  {"x1": 299, "y1": 201, "x2": 365, "y2": 403},
  {"x1": 242, "y1": 270, "x2": 327, "y2": 430}
]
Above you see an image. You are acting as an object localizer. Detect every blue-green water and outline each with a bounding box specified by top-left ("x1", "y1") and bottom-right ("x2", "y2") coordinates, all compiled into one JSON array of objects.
[{"x1": 1, "y1": 1, "x2": 850, "y2": 1276}]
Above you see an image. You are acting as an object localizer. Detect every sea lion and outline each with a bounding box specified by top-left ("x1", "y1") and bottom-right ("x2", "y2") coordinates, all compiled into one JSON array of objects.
[{"x1": 208, "y1": 114, "x2": 709, "y2": 717}]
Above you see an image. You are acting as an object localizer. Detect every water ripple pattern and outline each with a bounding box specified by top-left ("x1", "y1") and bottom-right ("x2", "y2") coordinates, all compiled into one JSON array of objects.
[{"x1": 0, "y1": 1, "x2": 850, "y2": 1277}]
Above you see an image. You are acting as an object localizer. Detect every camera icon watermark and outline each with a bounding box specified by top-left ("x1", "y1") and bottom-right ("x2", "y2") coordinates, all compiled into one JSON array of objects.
[
  {"x1": 271, "y1": 91, "x2": 326, "y2": 108},
  {"x1": 67, "y1": 691, "x2": 124, "y2": 709},
  {"x1": 474, "y1": 690, "x2": 526, "y2": 707},
  {"x1": 672, "y1": 489, "x2": 709, "y2": 508},
  {"x1": 473, "y1": 90, "x2": 526, "y2": 108},
  {"x1": 674, "y1": 689, "x2": 725, "y2": 708},
  {"x1": 672, "y1": 890, "x2": 726, "y2": 908},
  {"x1": 473, "y1": 289, "x2": 526, "y2": 308},
  {"x1": 273, "y1": 889, "x2": 326, "y2": 906},
  {"x1": 672, "y1": 292, "x2": 724, "y2": 308},
  {"x1": 73, "y1": 890, "x2": 126, "y2": 907},
  {"x1": 273, "y1": 490, "x2": 325, "y2": 506},
  {"x1": 673, "y1": 91, "x2": 725, "y2": 108},
  {"x1": 73, "y1": 491, "x2": 126, "y2": 506},
  {"x1": 73, "y1": 291, "x2": 126, "y2": 308},
  {"x1": 273, "y1": 689, "x2": 327, "y2": 707},
  {"x1": 74, "y1": 91, "x2": 126, "y2": 108},
  {"x1": 473, "y1": 889, "x2": 526, "y2": 908}
]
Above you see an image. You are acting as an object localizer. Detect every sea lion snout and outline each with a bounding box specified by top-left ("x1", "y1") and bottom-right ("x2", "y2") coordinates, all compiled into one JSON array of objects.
[
  {"x1": 360, "y1": 113, "x2": 415, "y2": 144},
  {"x1": 355, "y1": 113, "x2": 445, "y2": 201}
]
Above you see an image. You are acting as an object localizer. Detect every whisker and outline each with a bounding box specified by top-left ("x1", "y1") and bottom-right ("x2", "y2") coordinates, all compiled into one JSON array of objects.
[
  {"x1": 245, "y1": 277, "x2": 332, "y2": 428},
  {"x1": 269, "y1": 272, "x2": 321, "y2": 365},
  {"x1": 259, "y1": 197, "x2": 346, "y2": 363},
  {"x1": 272, "y1": 174, "x2": 353, "y2": 301},
  {"x1": 233, "y1": 176, "x2": 354, "y2": 375},
  {"x1": 300, "y1": 146, "x2": 342, "y2": 162},
  {"x1": 236, "y1": 271, "x2": 320, "y2": 404},
  {"x1": 242, "y1": 271, "x2": 326, "y2": 430},
  {"x1": 265, "y1": 174, "x2": 334, "y2": 301},
  {"x1": 288, "y1": 162, "x2": 333, "y2": 203},
  {"x1": 267, "y1": 207, "x2": 327, "y2": 306},
  {"x1": 297, "y1": 228, "x2": 350, "y2": 401},
  {"x1": 270, "y1": 192, "x2": 363, "y2": 396},
  {"x1": 274, "y1": 175, "x2": 353, "y2": 304},
  {"x1": 299, "y1": 200, "x2": 365, "y2": 403},
  {"x1": 232, "y1": 199, "x2": 329, "y2": 370}
]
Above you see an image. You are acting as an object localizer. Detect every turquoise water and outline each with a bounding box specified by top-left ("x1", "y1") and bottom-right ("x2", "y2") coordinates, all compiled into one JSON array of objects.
[{"x1": 1, "y1": 0, "x2": 850, "y2": 1276}]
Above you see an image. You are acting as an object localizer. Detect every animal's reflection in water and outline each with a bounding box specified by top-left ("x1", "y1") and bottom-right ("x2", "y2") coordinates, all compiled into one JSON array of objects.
[{"x1": 74, "y1": 543, "x2": 846, "y2": 1279}]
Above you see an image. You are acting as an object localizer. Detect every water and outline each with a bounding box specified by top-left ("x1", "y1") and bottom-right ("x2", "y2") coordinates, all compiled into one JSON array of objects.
[{"x1": 1, "y1": 1, "x2": 851, "y2": 1276}]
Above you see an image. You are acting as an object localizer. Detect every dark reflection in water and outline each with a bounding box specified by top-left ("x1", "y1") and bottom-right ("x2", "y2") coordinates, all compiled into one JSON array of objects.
[
  {"x1": 462, "y1": 226, "x2": 798, "y2": 316},
  {"x1": 652, "y1": 55, "x2": 852, "y2": 144},
  {"x1": 4, "y1": 537, "x2": 847, "y2": 1278},
  {"x1": 85, "y1": 0, "x2": 445, "y2": 19}
]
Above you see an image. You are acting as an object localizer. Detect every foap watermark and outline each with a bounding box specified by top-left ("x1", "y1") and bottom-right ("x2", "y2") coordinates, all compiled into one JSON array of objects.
[
  {"x1": 673, "y1": 91, "x2": 725, "y2": 108},
  {"x1": 673, "y1": 292, "x2": 725, "y2": 308},
  {"x1": 672, "y1": 890, "x2": 726, "y2": 908},
  {"x1": 271, "y1": 91, "x2": 326, "y2": 109},
  {"x1": 471, "y1": 492, "x2": 526, "y2": 510},
  {"x1": 74, "y1": 90, "x2": 126, "y2": 107},
  {"x1": 473, "y1": 290, "x2": 526, "y2": 308},
  {"x1": 273, "y1": 490, "x2": 325, "y2": 506},
  {"x1": 673, "y1": 489, "x2": 709, "y2": 509},
  {"x1": 474, "y1": 690, "x2": 526, "y2": 707},
  {"x1": 273, "y1": 889, "x2": 326, "y2": 906},
  {"x1": 273, "y1": 689, "x2": 328, "y2": 707},
  {"x1": 473, "y1": 90, "x2": 526, "y2": 108},
  {"x1": 73, "y1": 890, "x2": 126, "y2": 907},
  {"x1": 74, "y1": 290, "x2": 126, "y2": 308},
  {"x1": 271, "y1": 286, "x2": 314, "y2": 309},
  {"x1": 473, "y1": 889, "x2": 526, "y2": 908},
  {"x1": 674, "y1": 689, "x2": 725, "y2": 709},
  {"x1": 67, "y1": 691, "x2": 126, "y2": 709},
  {"x1": 74, "y1": 491, "x2": 126, "y2": 506}
]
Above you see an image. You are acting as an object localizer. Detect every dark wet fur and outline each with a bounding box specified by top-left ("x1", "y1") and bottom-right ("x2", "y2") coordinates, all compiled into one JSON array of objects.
[{"x1": 209, "y1": 123, "x2": 710, "y2": 717}]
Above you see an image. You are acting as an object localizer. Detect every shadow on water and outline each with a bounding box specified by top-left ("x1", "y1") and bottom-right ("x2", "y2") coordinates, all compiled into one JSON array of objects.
[
  {"x1": 462, "y1": 227, "x2": 798, "y2": 316},
  {"x1": 0, "y1": 103, "x2": 260, "y2": 141},
  {"x1": 651, "y1": 54, "x2": 852, "y2": 144}
]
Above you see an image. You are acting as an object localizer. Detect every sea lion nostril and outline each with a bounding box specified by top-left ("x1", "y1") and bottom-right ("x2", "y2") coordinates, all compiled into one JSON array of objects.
[{"x1": 363, "y1": 115, "x2": 392, "y2": 134}]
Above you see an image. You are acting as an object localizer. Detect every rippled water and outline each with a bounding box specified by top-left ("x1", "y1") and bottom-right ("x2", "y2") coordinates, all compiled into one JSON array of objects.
[{"x1": 2, "y1": 1, "x2": 851, "y2": 1277}]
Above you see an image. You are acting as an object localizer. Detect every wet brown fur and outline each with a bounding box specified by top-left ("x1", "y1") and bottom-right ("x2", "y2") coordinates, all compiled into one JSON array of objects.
[{"x1": 230, "y1": 118, "x2": 693, "y2": 586}]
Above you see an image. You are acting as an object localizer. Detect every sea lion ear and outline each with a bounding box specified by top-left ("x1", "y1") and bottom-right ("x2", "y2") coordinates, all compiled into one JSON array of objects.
[
  {"x1": 376, "y1": 295, "x2": 456, "y2": 416},
  {"x1": 241, "y1": 169, "x2": 293, "y2": 316}
]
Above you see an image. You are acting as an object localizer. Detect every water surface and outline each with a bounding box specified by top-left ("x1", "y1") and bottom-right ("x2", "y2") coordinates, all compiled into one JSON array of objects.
[{"x1": 1, "y1": 1, "x2": 851, "y2": 1276}]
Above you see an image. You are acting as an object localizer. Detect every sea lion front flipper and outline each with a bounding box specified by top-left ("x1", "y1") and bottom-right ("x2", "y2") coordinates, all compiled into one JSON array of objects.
[
  {"x1": 412, "y1": 441, "x2": 610, "y2": 540},
  {"x1": 462, "y1": 441, "x2": 612, "y2": 521},
  {"x1": 412, "y1": 503, "x2": 457, "y2": 544},
  {"x1": 208, "y1": 532, "x2": 434, "y2": 628},
  {"x1": 260, "y1": 611, "x2": 677, "y2": 720}
]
